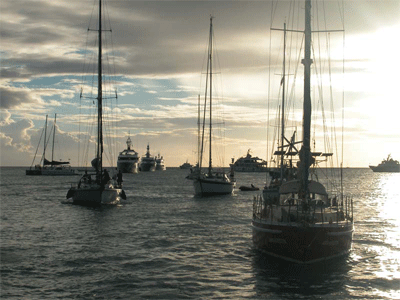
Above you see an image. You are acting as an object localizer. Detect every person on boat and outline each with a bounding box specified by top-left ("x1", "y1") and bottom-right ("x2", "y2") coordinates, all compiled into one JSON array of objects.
[
  {"x1": 102, "y1": 169, "x2": 111, "y2": 186},
  {"x1": 117, "y1": 170, "x2": 123, "y2": 187},
  {"x1": 82, "y1": 170, "x2": 92, "y2": 183}
]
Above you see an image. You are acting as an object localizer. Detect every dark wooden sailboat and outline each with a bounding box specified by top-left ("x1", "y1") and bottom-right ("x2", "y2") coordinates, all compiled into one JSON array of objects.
[
  {"x1": 66, "y1": 0, "x2": 125, "y2": 205},
  {"x1": 252, "y1": 0, "x2": 353, "y2": 263}
]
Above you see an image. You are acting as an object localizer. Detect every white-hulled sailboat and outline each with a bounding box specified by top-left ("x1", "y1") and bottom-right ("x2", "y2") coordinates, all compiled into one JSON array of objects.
[
  {"x1": 66, "y1": 0, "x2": 125, "y2": 205},
  {"x1": 26, "y1": 114, "x2": 78, "y2": 176},
  {"x1": 193, "y1": 17, "x2": 235, "y2": 196}
]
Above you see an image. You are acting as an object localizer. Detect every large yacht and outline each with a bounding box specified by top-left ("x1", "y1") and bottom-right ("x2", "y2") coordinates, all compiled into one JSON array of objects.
[
  {"x1": 369, "y1": 154, "x2": 400, "y2": 172},
  {"x1": 230, "y1": 149, "x2": 268, "y2": 172},
  {"x1": 139, "y1": 144, "x2": 156, "y2": 172},
  {"x1": 155, "y1": 154, "x2": 166, "y2": 171},
  {"x1": 117, "y1": 137, "x2": 139, "y2": 173}
]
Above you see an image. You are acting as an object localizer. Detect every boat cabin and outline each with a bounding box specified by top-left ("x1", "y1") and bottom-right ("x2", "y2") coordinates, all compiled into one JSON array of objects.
[{"x1": 279, "y1": 180, "x2": 329, "y2": 207}]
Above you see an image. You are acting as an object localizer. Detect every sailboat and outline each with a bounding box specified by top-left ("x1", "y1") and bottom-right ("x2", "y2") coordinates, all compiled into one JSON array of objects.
[
  {"x1": 66, "y1": 0, "x2": 125, "y2": 205},
  {"x1": 252, "y1": 0, "x2": 353, "y2": 263},
  {"x1": 193, "y1": 17, "x2": 235, "y2": 196},
  {"x1": 26, "y1": 114, "x2": 78, "y2": 176}
]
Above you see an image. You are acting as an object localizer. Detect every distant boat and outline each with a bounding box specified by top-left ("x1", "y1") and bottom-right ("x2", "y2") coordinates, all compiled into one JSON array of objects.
[
  {"x1": 369, "y1": 154, "x2": 400, "y2": 172},
  {"x1": 66, "y1": 0, "x2": 125, "y2": 205},
  {"x1": 117, "y1": 136, "x2": 139, "y2": 173},
  {"x1": 192, "y1": 17, "x2": 235, "y2": 196},
  {"x1": 252, "y1": 1, "x2": 353, "y2": 264},
  {"x1": 26, "y1": 114, "x2": 78, "y2": 176},
  {"x1": 155, "y1": 154, "x2": 166, "y2": 171},
  {"x1": 180, "y1": 161, "x2": 193, "y2": 169},
  {"x1": 140, "y1": 144, "x2": 156, "y2": 172},
  {"x1": 230, "y1": 149, "x2": 268, "y2": 172},
  {"x1": 239, "y1": 184, "x2": 259, "y2": 191}
]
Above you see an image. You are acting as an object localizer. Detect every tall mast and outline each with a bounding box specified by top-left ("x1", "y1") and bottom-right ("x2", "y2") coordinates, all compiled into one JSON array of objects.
[
  {"x1": 51, "y1": 113, "x2": 57, "y2": 164},
  {"x1": 197, "y1": 94, "x2": 200, "y2": 165},
  {"x1": 97, "y1": 0, "x2": 103, "y2": 173},
  {"x1": 280, "y1": 22, "x2": 287, "y2": 181},
  {"x1": 300, "y1": 0, "x2": 313, "y2": 196},
  {"x1": 208, "y1": 16, "x2": 213, "y2": 175},
  {"x1": 43, "y1": 114, "x2": 48, "y2": 166}
]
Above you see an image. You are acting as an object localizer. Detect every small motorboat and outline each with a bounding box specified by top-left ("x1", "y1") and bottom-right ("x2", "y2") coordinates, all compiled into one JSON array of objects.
[{"x1": 239, "y1": 184, "x2": 259, "y2": 191}]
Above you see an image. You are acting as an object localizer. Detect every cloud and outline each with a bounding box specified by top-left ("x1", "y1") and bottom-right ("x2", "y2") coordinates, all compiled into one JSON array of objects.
[
  {"x1": 1, "y1": 0, "x2": 399, "y2": 167},
  {"x1": 0, "y1": 86, "x2": 43, "y2": 109},
  {"x1": 0, "y1": 114, "x2": 35, "y2": 166}
]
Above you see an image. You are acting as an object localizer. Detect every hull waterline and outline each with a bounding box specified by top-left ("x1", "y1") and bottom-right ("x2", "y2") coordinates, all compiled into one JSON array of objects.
[
  {"x1": 68, "y1": 186, "x2": 123, "y2": 206},
  {"x1": 117, "y1": 161, "x2": 139, "y2": 173},
  {"x1": 252, "y1": 220, "x2": 353, "y2": 263},
  {"x1": 194, "y1": 178, "x2": 234, "y2": 196}
]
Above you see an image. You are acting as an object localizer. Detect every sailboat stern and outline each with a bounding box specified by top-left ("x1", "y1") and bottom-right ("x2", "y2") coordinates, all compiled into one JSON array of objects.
[
  {"x1": 193, "y1": 175, "x2": 235, "y2": 196},
  {"x1": 67, "y1": 185, "x2": 123, "y2": 206},
  {"x1": 252, "y1": 220, "x2": 353, "y2": 263}
]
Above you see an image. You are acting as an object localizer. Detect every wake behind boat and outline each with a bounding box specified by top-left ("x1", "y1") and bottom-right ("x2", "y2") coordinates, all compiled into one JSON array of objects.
[
  {"x1": 252, "y1": 0, "x2": 353, "y2": 263},
  {"x1": 66, "y1": 0, "x2": 125, "y2": 205},
  {"x1": 369, "y1": 154, "x2": 400, "y2": 172}
]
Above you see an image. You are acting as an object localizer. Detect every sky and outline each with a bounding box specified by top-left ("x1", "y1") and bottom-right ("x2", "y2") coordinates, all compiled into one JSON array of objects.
[{"x1": 1, "y1": 0, "x2": 399, "y2": 168}]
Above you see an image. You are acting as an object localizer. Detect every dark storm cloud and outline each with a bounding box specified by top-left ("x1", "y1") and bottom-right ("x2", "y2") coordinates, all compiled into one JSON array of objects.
[{"x1": 0, "y1": 86, "x2": 39, "y2": 109}]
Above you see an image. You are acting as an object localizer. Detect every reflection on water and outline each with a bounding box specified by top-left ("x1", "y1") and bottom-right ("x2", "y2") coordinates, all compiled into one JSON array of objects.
[
  {"x1": 252, "y1": 250, "x2": 352, "y2": 298},
  {"x1": 348, "y1": 172, "x2": 400, "y2": 300},
  {"x1": 374, "y1": 174, "x2": 400, "y2": 299},
  {"x1": 1, "y1": 168, "x2": 400, "y2": 299}
]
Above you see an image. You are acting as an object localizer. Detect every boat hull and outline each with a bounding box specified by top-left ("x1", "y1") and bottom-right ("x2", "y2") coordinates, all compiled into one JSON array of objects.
[
  {"x1": 233, "y1": 166, "x2": 268, "y2": 173},
  {"x1": 252, "y1": 220, "x2": 353, "y2": 263},
  {"x1": 369, "y1": 165, "x2": 400, "y2": 172},
  {"x1": 26, "y1": 169, "x2": 42, "y2": 175},
  {"x1": 193, "y1": 178, "x2": 235, "y2": 196},
  {"x1": 156, "y1": 164, "x2": 166, "y2": 171},
  {"x1": 140, "y1": 162, "x2": 156, "y2": 172},
  {"x1": 117, "y1": 161, "x2": 139, "y2": 173},
  {"x1": 26, "y1": 168, "x2": 78, "y2": 176},
  {"x1": 68, "y1": 187, "x2": 122, "y2": 206}
]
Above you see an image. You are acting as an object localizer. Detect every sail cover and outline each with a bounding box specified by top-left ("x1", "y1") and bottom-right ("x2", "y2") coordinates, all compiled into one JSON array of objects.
[{"x1": 43, "y1": 158, "x2": 70, "y2": 166}]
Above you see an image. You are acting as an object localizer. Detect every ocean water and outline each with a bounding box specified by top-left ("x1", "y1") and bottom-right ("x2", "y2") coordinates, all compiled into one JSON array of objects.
[{"x1": 1, "y1": 167, "x2": 399, "y2": 299}]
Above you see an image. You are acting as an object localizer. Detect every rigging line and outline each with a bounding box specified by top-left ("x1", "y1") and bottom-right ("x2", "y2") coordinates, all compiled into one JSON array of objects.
[
  {"x1": 341, "y1": 1, "x2": 345, "y2": 197},
  {"x1": 288, "y1": 1, "x2": 302, "y2": 129},
  {"x1": 311, "y1": 41, "x2": 330, "y2": 167},
  {"x1": 30, "y1": 123, "x2": 45, "y2": 167},
  {"x1": 267, "y1": 0, "x2": 275, "y2": 169},
  {"x1": 327, "y1": 32, "x2": 340, "y2": 172},
  {"x1": 198, "y1": 19, "x2": 211, "y2": 168},
  {"x1": 199, "y1": 20, "x2": 212, "y2": 171},
  {"x1": 212, "y1": 37, "x2": 227, "y2": 167},
  {"x1": 321, "y1": 0, "x2": 335, "y2": 173},
  {"x1": 78, "y1": 22, "x2": 93, "y2": 167},
  {"x1": 285, "y1": 33, "x2": 303, "y2": 132}
]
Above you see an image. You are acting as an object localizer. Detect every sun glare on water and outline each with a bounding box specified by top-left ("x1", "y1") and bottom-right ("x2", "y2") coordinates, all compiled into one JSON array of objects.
[{"x1": 372, "y1": 174, "x2": 400, "y2": 299}]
